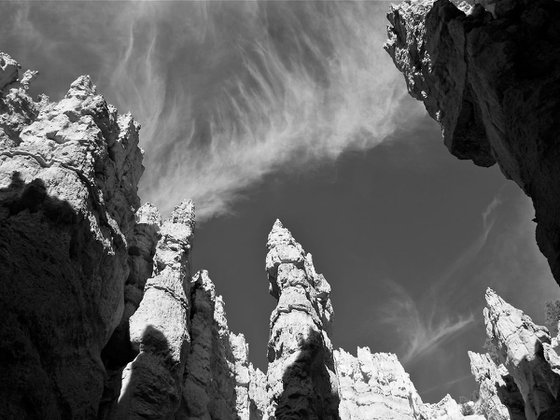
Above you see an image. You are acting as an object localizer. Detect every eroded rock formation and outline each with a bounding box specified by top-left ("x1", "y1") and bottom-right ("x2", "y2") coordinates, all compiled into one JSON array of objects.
[
  {"x1": 264, "y1": 219, "x2": 340, "y2": 419},
  {"x1": 483, "y1": 289, "x2": 560, "y2": 419},
  {"x1": 385, "y1": 0, "x2": 560, "y2": 285},
  {"x1": 0, "y1": 52, "x2": 143, "y2": 419},
  {"x1": 0, "y1": 52, "x2": 265, "y2": 420},
  {"x1": 4, "y1": 0, "x2": 560, "y2": 411},
  {"x1": 335, "y1": 347, "x2": 423, "y2": 419},
  {"x1": 468, "y1": 351, "x2": 522, "y2": 420}
]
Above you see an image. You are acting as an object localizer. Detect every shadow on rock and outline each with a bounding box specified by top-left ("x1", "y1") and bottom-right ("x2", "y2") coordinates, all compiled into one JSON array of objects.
[
  {"x1": 0, "y1": 172, "x2": 99, "y2": 419},
  {"x1": 111, "y1": 324, "x2": 180, "y2": 420},
  {"x1": 275, "y1": 328, "x2": 340, "y2": 420}
]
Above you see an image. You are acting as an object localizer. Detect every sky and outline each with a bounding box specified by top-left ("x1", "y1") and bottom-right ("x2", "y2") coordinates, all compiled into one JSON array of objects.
[{"x1": 2, "y1": 0, "x2": 559, "y2": 404}]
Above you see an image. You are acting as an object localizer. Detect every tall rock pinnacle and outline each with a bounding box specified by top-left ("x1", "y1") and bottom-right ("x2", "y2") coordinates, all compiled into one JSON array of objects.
[
  {"x1": 484, "y1": 288, "x2": 560, "y2": 419},
  {"x1": 264, "y1": 220, "x2": 340, "y2": 419},
  {"x1": 115, "y1": 200, "x2": 195, "y2": 419}
]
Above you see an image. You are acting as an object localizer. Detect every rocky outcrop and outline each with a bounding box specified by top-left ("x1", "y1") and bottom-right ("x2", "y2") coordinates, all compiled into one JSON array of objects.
[
  {"x1": 114, "y1": 200, "x2": 195, "y2": 419},
  {"x1": 0, "y1": 52, "x2": 143, "y2": 418},
  {"x1": 334, "y1": 347, "x2": 423, "y2": 419},
  {"x1": 0, "y1": 51, "x2": 264, "y2": 420},
  {"x1": 264, "y1": 220, "x2": 340, "y2": 419},
  {"x1": 468, "y1": 351, "x2": 523, "y2": 420},
  {"x1": 385, "y1": 0, "x2": 560, "y2": 285},
  {"x1": 264, "y1": 221, "x2": 486, "y2": 420},
  {"x1": 483, "y1": 289, "x2": 560, "y2": 419},
  {"x1": 99, "y1": 202, "x2": 163, "y2": 419}
]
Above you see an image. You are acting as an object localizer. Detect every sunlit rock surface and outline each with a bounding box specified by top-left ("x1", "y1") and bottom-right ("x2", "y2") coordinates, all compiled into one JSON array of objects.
[
  {"x1": 0, "y1": 52, "x2": 143, "y2": 418},
  {"x1": 468, "y1": 351, "x2": 522, "y2": 420},
  {"x1": 115, "y1": 201, "x2": 195, "y2": 419},
  {"x1": 264, "y1": 221, "x2": 486, "y2": 420},
  {"x1": 483, "y1": 289, "x2": 560, "y2": 420},
  {"x1": 385, "y1": 0, "x2": 560, "y2": 286},
  {"x1": 264, "y1": 219, "x2": 340, "y2": 419},
  {"x1": 334, "y1": 347, "x2": 423, "y2": 419}
]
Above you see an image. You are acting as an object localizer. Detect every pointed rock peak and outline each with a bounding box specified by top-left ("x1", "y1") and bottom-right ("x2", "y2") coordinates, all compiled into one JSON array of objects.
[
  {"x1": 265, "y1": 219, "x2": 305, "y2": 280},
  {"x1": 484, "y1": 287, "x2": 513, "y2": 314},
  {"x1": 67, "y1": 75, "x2": 96, "y2": 98},
  {"x1": 266, "y1": 219, "x2": 303, "y2": 250},
  {"x1": 170, "y1": 199, "x2": 195, "y2": 226},
  {"x1": 267, "y1": 218, "x2": 296, "y2": 248},
  {"x1": 136, "y1": 202, "x2": 162, "y2": 226}
]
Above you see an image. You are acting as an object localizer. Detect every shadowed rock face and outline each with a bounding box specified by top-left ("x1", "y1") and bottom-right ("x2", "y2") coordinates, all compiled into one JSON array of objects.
[
  {"x1": 177, "y1": 269, "x2": 266, "y2": 420},
  {"x1": 115, "y1": 201, "x2": 195, "y2": 419},
  {"x1": 385, "y1": 0, "x2": 560, "y2": 285},
  {"x1": 0, "y1": 52, "x2": 143, "y2": 418}
]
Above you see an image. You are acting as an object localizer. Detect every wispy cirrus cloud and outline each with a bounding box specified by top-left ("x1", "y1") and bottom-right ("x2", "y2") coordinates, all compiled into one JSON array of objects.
[
  {"x1": 378, "y1": 278, "x2": 475, "y2": 364},
  {"x1": 377, "y1": 194, "x2": 504, "y2": 364},
  {"x1": 0, "y1": 1, "x2": 423, "y2": 220}
]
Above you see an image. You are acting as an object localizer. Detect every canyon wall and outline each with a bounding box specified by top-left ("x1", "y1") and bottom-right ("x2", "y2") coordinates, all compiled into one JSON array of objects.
[{"x1": 385, "y1": 0, "x2": 560, "y2": 285}]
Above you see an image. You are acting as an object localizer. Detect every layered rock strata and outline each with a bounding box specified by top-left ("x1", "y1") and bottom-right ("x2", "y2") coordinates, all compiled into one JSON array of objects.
[
  {"x1": 0, "y1": 52, "x2": 143, "y2": 418},
  {"x1": 385, "y1": 0, "x2": 560, "y2": 285},
  {"x1": 264, "y1": 220, "x2": 340, "y2": 419}
]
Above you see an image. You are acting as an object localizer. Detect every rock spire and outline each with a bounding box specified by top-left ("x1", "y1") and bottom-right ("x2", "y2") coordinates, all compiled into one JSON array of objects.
[{"x1": 264, "y1": 219, "x2": 340, "y2": 419}]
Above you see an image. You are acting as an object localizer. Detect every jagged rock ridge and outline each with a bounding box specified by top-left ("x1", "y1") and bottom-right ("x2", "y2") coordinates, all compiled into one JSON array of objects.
[{"x1": 0, "y1": 52, "x2": 264, "y2": 420}]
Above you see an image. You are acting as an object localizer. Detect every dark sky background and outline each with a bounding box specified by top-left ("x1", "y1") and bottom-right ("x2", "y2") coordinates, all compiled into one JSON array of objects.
[{"x1": 2, "y1": 0, "x2": 559, "y2": 404}]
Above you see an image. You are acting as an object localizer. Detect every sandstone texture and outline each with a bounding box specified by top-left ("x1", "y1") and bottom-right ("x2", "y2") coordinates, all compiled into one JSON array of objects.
[
  {"x1": 468, "y1": 351, "x2": 522, "y2": 420},
  {"x1": 0, "y1": 52, "x2": 143, "y2": 418},
  {"x1": 264, "y1": 219, "x2": 340, "y2": 419},
  {"x1": 483, "y1": 289, "x2": 560, "y2": 420},
  {"x1": 335, "y1": 347, "x2": 423, "y2": 419},
  {"x1": 385, "y1": 0, "x2": 560, "y2": 285}
]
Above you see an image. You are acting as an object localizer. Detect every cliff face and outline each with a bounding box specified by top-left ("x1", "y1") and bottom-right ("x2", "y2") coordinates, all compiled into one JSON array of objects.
[
  {"x1": 385, "y1": 0, "x2": 560, "y2": 285},
  {"x1": 0, "y1": 52, "x2": 143, "y2": 418}
]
